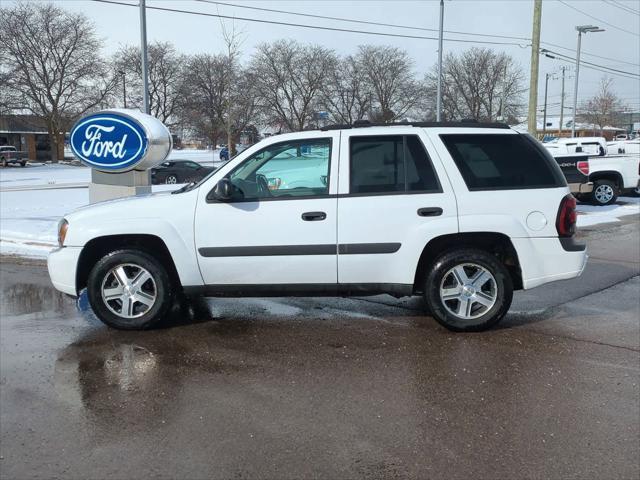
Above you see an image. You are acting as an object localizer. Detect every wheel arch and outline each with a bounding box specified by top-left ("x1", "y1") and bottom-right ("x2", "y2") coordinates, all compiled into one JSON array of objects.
[
  {"x1": 76, "y1": 234, "x2": 182, "y2": 293},
  {"x1": 589, "y1": 170, "x2": 623, "y2": 188},
  {"x1": 413, "y1": 232, "x2": 523, "y2": 293}
]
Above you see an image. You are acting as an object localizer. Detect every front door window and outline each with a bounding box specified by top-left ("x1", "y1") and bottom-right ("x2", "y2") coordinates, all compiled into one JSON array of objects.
[{"x1": 227, "y1": 139, "x2": 331, "y2": 200}]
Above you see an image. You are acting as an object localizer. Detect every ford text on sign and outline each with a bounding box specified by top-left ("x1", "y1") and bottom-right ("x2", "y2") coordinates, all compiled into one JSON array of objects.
[{"x1": 70, "y1": 112, "x2": 148, "y2": 171}]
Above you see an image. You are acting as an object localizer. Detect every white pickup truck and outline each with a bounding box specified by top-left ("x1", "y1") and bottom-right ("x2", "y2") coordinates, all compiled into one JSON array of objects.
[{"x1": 584, "y1": 154, "x2": 640, "y2": 205}]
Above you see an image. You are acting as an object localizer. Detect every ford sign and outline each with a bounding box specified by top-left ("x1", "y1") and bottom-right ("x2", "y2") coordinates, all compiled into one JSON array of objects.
[{"x1": 70, "y1": 109, "x2": 172, "y2": 172}]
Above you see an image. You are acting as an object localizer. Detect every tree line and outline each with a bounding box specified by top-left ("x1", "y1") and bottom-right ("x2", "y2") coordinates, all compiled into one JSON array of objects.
[{"x1": 2, "y1": 2, "x2": 531, "y2": 161}]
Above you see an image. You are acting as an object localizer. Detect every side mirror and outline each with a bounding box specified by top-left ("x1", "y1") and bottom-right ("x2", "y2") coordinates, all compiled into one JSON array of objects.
[{"x1": 213, "y1": 178, "x2": 234, "y2": 201}]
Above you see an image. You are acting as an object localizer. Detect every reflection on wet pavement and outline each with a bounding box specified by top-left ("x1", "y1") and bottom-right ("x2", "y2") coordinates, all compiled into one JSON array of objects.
[{"x1": 1, "y1": 262, "x2": 638, "y2": 479}]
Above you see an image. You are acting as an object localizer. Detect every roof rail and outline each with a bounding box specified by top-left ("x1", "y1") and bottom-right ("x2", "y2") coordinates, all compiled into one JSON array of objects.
[{"x1": 320, "y1": 120, "x2": 510, "y2": 131}]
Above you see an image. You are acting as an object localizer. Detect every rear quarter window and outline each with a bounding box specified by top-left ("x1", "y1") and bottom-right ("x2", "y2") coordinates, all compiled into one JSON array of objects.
[{"x1": 440, "y1": 133, "x2": 565, "y2": 190}]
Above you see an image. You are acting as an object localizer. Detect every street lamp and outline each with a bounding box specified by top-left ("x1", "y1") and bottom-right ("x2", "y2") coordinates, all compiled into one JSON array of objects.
[
  {"x1": 572, "y1": 25, "x2": 605, "y2": 137},
  {"x1": 118, "y1": 70, "x2": 127, "y2": 108}
]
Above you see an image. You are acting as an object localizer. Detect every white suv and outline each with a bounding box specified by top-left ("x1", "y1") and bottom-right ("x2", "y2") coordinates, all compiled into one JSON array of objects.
[{"x1": 48, "y1": 122, "x2": 588, "y2": 332}]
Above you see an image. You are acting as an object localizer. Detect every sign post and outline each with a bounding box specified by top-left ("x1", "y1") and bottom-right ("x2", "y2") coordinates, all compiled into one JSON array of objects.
[{"x1": 69, "y1": 109, "x2": 172, "y2": 203}]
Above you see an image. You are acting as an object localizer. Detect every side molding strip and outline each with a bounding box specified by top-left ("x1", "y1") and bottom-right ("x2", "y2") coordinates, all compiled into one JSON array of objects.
[{"x1": 198, "y1": 243, "x2": 401, "y2": 257}]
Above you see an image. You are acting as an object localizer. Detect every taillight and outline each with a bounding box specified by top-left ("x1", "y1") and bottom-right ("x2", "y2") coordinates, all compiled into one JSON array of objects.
[
  {"x1": 577, "y1": 161, "x2": 589, "y2": 176},
  {"x1": 556, "y1": 194, "x2": 577, "y2": 237}
]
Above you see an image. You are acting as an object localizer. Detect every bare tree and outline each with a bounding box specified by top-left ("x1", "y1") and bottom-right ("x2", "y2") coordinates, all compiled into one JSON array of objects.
[
  {"x1": 356, "y1": 45, "x2": 422, "y2": 122},
  {"x1": 114, "y1": 41, "x2": 186, "y2": 126},
  {"x1": 220, "y1": 19, "x2": 244, "y2": 156},
  {"x1": 579, "y1": 76, "x2": 622, "y2": 134},
  {"x1": 0, "y1": 3, "x2": 116, "y2": 161},
  {"x1": 179, "y1": 52, "x2": 258, "y2": 150},
  {"x1": 179, "y1": 54, "x2": 228, "y2": 147},
  {"x1": 251, "y1": 40, "x2": 336, "y2": 132},
  {"x1": 320, "y1": 55, "x2": 371, "y2": 124},
  {"x1": 424, "y1": 48, "x2": 524, "y2": 122}
]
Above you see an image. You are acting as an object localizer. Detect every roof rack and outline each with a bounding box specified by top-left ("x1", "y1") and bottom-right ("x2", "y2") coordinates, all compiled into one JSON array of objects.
[{"x1": 320, "y1": 120, "x2": 510, "y2": 131}]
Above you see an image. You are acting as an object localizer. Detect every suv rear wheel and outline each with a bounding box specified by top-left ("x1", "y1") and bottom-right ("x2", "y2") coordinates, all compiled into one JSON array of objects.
[
  {"x1": 424, "y1": 248, "x2": 513, "y2": 332},
  {"x1": 87, "y1": 249, "x2": 173, "y2": 329}
]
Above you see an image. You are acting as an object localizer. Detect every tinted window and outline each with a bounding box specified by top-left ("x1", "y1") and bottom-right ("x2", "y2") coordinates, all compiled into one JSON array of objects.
[
  {"x1": 440, "y1": 133, "x2": 565, "y2": 190},
  {"x1": 350, "y1": 135, "x2": 440, "y2": 194},
  {"x1": 228, "y1": 138, "x2": 331, "y2": 200}
]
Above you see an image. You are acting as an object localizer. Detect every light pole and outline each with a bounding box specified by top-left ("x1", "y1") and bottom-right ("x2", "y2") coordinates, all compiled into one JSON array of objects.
[
  {"x1": 436, "y1": 0, "x2": 444, "y2": 121},
  {"x1": 118, "y1": 70, "x2": 127, "y2": 108},
  {"x1": 542, "y1": 72, "x2": 551, "y2": 138},
  {"x1": 572, "y1": 25, "x2": 604, "y2": 137},
  {"x1": 139, "y1": 0, "x2": 150, "y2": 114}
]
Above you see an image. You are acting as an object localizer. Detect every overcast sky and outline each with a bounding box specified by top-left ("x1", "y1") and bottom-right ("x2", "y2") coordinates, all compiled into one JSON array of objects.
[{"x1": 12, "y1": 0, "x2": 640, "y2": 117}]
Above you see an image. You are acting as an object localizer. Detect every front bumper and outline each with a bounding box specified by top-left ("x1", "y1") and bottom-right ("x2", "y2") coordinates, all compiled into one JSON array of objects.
[
  {"x1": 47, "y1": 246, "x2": 82, "y2": 296},
  {"x1": 568, "y1": 182, "x2": 593, "y2": 195}
]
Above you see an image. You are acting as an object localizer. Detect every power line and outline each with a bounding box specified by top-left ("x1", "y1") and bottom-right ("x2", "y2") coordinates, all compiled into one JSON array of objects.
[
  {"x1": 557, "y1": 0, "x2": 639, "y2": 37},
  {"x1": 543, "y1": 48, "x2": 640, "y2": 78},
  {"x1": 541, "y1": 39, "x2": 639, "y2": 67},
  {"x1": 195, "y1": 0, "x2": 532, "y2": 42},
  {"x1": 91, "y1": 0, "x2": 528, "y2": 46},
  {"x1": 200, "y1": 0, "x2": 640, "y2": 68},
  {"x1": 603, "y1": 0, "x2": 640, "y2": 16}
]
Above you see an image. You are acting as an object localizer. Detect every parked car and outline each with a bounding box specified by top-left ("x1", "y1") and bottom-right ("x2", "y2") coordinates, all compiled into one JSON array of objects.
[
  {"x1": 0, "y1": 146, "x2": 28, "y2": 167},
  {"x1": 48, "y1": 122, "x2": 587, "y2": 332},
  {"x1": 150, "y1": 160, "x2": 214, "y2": 185},
  {"x1": 553, "y1": 154, "x2": 593, "y2": 198},
  {"x1": 219, "y1": 145, "x2": 249, "y2": 162}
]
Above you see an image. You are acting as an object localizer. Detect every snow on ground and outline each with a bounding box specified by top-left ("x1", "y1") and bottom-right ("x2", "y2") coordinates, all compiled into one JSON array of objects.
[
  {"x1": 576, "y1": 196, "x2": 640, "y2": 227},
  {"x1": 1, "y1": 161, "x2": 638, "y2": 258},
  {"x1": 0, "y1": 149, "x2": 221, "y2": 190}
]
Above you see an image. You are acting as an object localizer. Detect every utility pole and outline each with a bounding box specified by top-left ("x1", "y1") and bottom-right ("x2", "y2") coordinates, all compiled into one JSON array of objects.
[
  {"x1": 542, "y1": 73, "x2": 551, "y2": 138},
  {"x1": 527, "y1": 0, "x2": 542, "y2": 135},
  {"x1": 559, "y1": 66, "x2": 566, "y2": 135},
  {"x1": 139, "y1": 0, "x2": 150, "y2": 114},
  {"x1": 436, "y1": 0, "x2": 445, "y2": 121},
  {"x1": 572, "y1": 25, "x2": 605, "y2": 137}
]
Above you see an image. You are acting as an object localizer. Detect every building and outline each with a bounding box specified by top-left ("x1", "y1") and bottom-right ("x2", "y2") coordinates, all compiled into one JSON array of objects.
[
  {"x1": 0, "y1": 115, "x2": 66, "y2": 161},
  {"x1": 513, "y1": 116, "x2": 626, "y2": 141}
]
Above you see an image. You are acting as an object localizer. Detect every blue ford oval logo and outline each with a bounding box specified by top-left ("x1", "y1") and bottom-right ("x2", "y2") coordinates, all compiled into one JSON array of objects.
[{"x1": 70, "y1": 112, "x2": 148, "y2": 171}]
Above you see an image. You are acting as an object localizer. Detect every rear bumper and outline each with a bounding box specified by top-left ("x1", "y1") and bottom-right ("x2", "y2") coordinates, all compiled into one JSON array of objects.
[
  {"x1": 47, "y1": 246, "x2": 82, "y2": 296},
  {"x1": 512, "y1": 237, "x2": 588, "y2": 290},
  {"x1": 568, "y1": 182, "x2": 593, "y2": 195}
]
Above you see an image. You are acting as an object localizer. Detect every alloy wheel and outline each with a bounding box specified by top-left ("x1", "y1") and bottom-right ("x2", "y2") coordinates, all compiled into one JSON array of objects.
[
  {"x1": 439, "y1": 263, "x2": 498, "y2": 320},
  {"x1": 101, "y1": 263, "x2": 157, "y2": 319},
  {"x1": 594, "y1": 184, "x2": 614, "y2": 204}
]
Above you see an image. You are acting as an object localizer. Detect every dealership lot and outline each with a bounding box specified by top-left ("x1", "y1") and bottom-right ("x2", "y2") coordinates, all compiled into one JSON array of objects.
[{"x1": 1, "y1": 217, "x2": 638, "y2": 479}]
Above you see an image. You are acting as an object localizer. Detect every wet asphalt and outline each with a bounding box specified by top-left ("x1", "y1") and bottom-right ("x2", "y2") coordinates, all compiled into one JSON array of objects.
[{"x1": 0, "y1": 219, "x2": 639, "y2": 479}]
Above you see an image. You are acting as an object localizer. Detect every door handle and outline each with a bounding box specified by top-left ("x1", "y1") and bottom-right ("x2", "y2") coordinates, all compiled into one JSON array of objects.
[
  {"x1": 302, "y1": 211, "x2": 327, "y2": 221},
  {"x1": 417, "y1": 207, "x2": 443, "y2": 217}
]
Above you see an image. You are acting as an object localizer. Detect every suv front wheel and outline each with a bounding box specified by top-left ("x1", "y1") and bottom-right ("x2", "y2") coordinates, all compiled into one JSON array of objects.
[
  {"x1": 87, "y1": 249, "x2": 174, "y2": 329},
  {"x1": 424, "y1": 248, "x2": 513, "y2": 332}
]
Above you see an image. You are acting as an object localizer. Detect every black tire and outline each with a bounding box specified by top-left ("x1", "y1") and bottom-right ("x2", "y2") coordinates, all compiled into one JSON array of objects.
[
  {"x1": 591, "y1": 179, "x2": 618, "y2": 206},
  {"x1": 424, "y1": 248, "x2": 513, "y2": 332},
  {"x1": 87, "y1": 249, "x2": 174, "y2": 330},
  {"x1": 165, "y1": 174, "x2": 178, "y2": 184},
  {"x1": 20, "y1": 161, "x2": 26, "y2": 167}
]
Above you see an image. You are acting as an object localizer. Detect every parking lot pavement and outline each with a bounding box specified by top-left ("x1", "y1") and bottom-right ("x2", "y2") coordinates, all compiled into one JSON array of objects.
[{"x1": 1, "y1": 222, "x2": 638, "y2": 479}]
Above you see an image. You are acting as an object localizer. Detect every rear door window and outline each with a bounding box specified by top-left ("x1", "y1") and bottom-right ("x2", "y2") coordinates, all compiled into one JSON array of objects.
[
  {"x1": 439, "y1": 133, "x2": 565, "y2": 190},
  {"x1": 349, "y1": 135, "x2": 440, "y2": 194}
]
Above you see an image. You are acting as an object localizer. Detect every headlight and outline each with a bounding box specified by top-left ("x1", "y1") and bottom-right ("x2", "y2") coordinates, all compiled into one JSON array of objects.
[{"x1": 58, "y1": 219, "x2": 69, "y2": 246}]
